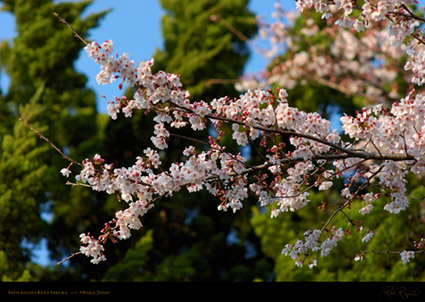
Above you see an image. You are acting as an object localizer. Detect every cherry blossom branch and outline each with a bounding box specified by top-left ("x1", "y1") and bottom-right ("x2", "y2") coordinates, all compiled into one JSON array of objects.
[
  {"x1": 395, "y1": 3, "x2": 425, "y2": 25},
  {"x1": 162, "y1": 98, "x2": 414, "y2": 162},
  {"x1": 51, "y1": 6, "x2": 425, "y2": 268},
  {"x1": 321, "y1": 164, "x2": 384, "y2": 233},
  {"x1": 357, "y1": 249, "x2": 425, "y2": 265},
  {"x1": 53, "y1": 15, "x2": 415, "y2": 165},
  {"x1": 207, "y1": 115, "x2": 413, "y2": 162}
]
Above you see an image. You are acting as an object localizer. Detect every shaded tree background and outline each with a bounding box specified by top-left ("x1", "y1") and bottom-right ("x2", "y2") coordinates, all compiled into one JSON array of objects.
[{"x1": 0, "y1": 0, "x2": 107, "y2": 280}]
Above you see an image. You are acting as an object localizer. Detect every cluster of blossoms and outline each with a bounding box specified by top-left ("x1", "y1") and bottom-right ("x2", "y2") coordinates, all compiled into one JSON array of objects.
[
  {"x1": 340, "y1": 90, "x2": 425, "y2": 213},
  {"x1": 282, "y1": 227, "x2": 344, "y2": 268},
  {"x1": 282, "y1": 229, "x2": 322, "y2": 268},
  {"x1": 238, "y1": 2, "x2": 413, "y2": 104},
  {"x1": 395, "y1": 238, "x2": 425, "y2": 265},
  {"x1": 400, "y1": 250, "x2": 416, "y2": 264},
  {"x1": 295, "y1": 0, "x2": 425, "y2": 88},
  {"x1": 79, "y1": 233, "x2": 106, "y2": 264},
  {"x1": 56, "y1": 0, "x2": 425, "y2": 267},
  {"x1": 236, "y1": 1, "x2": 425, "y2": 266}
]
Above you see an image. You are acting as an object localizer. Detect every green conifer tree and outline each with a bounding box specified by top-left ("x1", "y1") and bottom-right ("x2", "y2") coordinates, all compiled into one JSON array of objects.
[
  {"x1": 153, "y1": 0, "x2": 257, "y2": 101},
  {"x1": 0, "y1": 0, "x2": 106, "y2": 280}
]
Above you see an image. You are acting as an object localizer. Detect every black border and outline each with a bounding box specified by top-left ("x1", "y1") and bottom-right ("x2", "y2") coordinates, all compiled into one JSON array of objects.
[{"x1": 2, "y1": 282, "x2": 425, "y2": 300}]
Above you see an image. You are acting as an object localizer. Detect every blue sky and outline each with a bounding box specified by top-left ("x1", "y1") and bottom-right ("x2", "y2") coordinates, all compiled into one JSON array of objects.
[
  {"x1": 0, "y1": 0, "x2": 296, "y2": 266},
  {"x1": 1, "y1": 0, "x2": 296, "y2": 113}
]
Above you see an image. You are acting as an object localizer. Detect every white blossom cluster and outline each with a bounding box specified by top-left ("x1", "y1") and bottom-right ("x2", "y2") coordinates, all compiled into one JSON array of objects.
[
  {"x1": 79, "y1": 233, "x2": 106, "y2": 264},
  {"x1": 282, "y1": 227, "x2": 344, "y2": 268},
  {"x1": 341, "y1": 91, "x2": 425, "y2": 213},
  {"x1": 296, "y1": 0, "x2": 425, "y2": 88},
  {"x1": 241, "y1": 2, "x2": 410, "y2": 104},
  {"x1": 282, "y1": 229, "x2": 322, "y2": 268},
  {"x1": 400, "y1": 250, "x2": 415, "y2": 265}
]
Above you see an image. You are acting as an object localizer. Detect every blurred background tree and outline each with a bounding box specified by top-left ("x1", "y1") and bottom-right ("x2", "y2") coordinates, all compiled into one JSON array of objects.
[{"x1": 0, "y1": 0, "x2": 107, "y2": 280}]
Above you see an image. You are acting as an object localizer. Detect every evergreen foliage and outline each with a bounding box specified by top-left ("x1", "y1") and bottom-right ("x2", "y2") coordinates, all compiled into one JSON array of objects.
[
  {"x1": 153, "y1": 0, "x2": 257, "y2": 101},
  {"x1": 0, "y1": 0, "x2": 106, "y2": 280}
]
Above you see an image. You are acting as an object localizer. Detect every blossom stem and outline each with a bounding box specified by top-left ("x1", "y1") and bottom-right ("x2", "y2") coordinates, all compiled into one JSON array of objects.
[
  {"x1": 56, "y1": 251, "x2": 82, "y2": 266},
  {"x1": 53, "y1": 12, "x2": 89, "y2": 46}
]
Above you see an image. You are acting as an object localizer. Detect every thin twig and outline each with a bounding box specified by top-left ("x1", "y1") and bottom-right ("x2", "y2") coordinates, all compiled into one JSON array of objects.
[
  {"x1": 369, "y1": 138, "x2": 384, "y2": 158},
  {"x1": 248, "y1": 136, "x2": 268, "y2": 162},
  {"x1": 400, "y1": 3, "x2": 425, "y2": 23},
  {"x1": 19, "y1": 117, "x2": 82, "y2": 167},
  {"x1": 211, "y1": 14, "x2": 250, "y2": 42},
  {"x1": 56, "y1": 251, "x2": 82, "y2": 266},
  {"x1": 362, "y1": 249, "x2": 425, "y2": 255},
  {"x1": 53, "y1": 12, "x2": 89, "y2": 45},
  {"x1": 169, "y1": 132, "x2": 211, "y2": 148},
  {"x1": 320, "y1": 164, "x2": 384, "y2": 233},
  {"x1": 66, "y1": 181, "x2": 92, "y2": 188}
]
